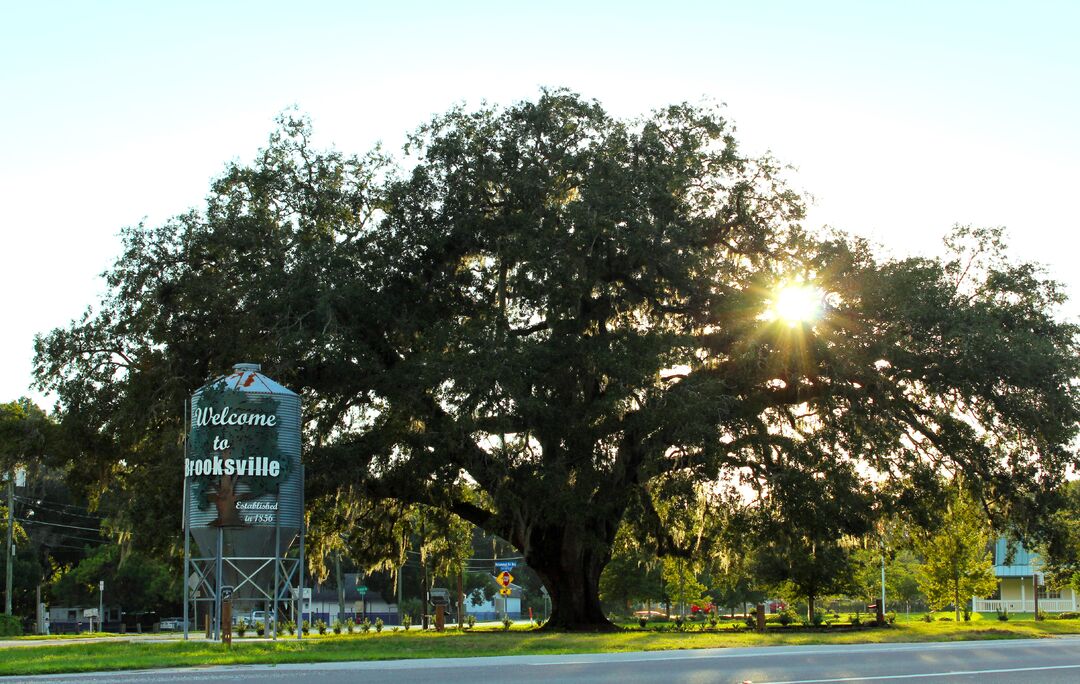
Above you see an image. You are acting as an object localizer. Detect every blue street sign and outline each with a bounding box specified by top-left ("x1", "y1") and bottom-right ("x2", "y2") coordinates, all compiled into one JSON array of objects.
[{"x1": 494, "y1": 560, "x2": 516, "y2": 572}]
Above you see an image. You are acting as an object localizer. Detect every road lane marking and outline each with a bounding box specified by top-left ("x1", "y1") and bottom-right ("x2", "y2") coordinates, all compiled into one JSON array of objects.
[{"x1": 754, "y1": 663, "x2": 1080, "y2": 683}]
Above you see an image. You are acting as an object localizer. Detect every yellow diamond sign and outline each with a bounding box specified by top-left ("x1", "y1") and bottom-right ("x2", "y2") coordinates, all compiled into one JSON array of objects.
[
  {"x1": 499, "y1": 587, "x2": 512, "y2": 596},
  {"x1": 497, "y1": 570, "x2": 514, "y2": 587}
]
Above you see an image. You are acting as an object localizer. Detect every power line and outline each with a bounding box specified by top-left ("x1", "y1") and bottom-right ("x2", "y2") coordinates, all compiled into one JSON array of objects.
[
  {"x1": 13, "y1": 496, "x2": 101, "y2": 517},
  {"x1": 16, "y1": 518, "x2": 102, "y2": 534},
  {"x1": 15, "y1": 498, "x2": 104, "y2": 521}
]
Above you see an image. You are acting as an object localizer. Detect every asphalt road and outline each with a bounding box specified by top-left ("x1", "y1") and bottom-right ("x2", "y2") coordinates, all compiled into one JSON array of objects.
[{"x1": 5, "y1": 637, "x2": 1080, "y2": 683}]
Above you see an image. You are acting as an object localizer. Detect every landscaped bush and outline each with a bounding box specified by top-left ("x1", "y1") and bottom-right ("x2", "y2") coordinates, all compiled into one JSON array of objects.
[
  {"x1": 302, "y1": 619, "x2": 310, "y2": 635},
  {"x1": 235, "y1": 618, "x2": 248, "y2": 637},
  {"x1": 1055, "y1": 611, "x2": 1080, "y2": 620},
  {"x1": 0, "y1": 615, "x2": 23, "y2": 637},
  {"x1": 638, "y1": 616, "x2": 648, "y2": 628},
  {"x1": 885, "y1": 612, "x2": 897, "y2": 625},
  {"x1": 502, "y1": 615, "x2": 513, "y2": 630},
  {"x1": 997, "y1": 611, "x2": 1010, "y2": 621},
  {"x1": 332, "y1": 619, "x2": 343, "y2": 634},
  {"x1": 375, "y1": 617, "x2": 384, "y2": 633},
  {"x1": 315, "y1": 618, "x2": 328, "y2": 635},
  {"x1": 255, "y1": 621, "x2": 265, "y2": 636},
  {"x1": 466, "y1": 614, "x2": 476, "y2": 629},
  {"x1": 402, "y1": 614, "x2": 412, "y2": 631},
  {"x1": 938, "y1": 616, "x2": 953, "y2": 622},
  {"x1": 361, "y1": 617, "x2": 371, "y2": 634},
  {"x1": 345, "y1": 618, "x2": 355, "y2": 634}
]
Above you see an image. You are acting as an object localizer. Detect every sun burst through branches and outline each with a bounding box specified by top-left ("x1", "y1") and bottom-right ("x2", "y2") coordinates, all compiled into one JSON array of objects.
[{"x1": 770, "y1": 283, "x2": 823, "y2": 326}]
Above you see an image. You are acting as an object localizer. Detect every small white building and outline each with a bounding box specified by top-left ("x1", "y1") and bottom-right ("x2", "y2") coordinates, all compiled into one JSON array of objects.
[{"x1": 465, "y1": 582, "x2": 523, "y2": 620}]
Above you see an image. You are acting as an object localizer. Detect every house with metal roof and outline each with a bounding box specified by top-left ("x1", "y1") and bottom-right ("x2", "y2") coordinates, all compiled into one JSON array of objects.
[{"x1": 972, "y1": 538, "x2": 1077, "y2": 614}]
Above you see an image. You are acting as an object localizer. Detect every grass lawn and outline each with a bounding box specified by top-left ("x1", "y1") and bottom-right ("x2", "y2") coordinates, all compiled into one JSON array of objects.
[{"x1": 2, "y1": 620, "x2": 1079, "y2": 676}]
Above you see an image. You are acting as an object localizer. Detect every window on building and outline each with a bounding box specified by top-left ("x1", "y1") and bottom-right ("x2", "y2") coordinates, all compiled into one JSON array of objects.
[{"x1": 1037, "y1": 586, "x2": 1061, "y2": 600}]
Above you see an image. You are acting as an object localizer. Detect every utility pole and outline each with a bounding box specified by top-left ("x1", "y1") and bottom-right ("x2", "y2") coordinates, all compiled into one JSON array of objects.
[
  {"x1": 99, "y1": 580, "x2": 104, "y2": 632},
  {"x1": 6, "y1": 474, "x2": 13, "y2": 616}
]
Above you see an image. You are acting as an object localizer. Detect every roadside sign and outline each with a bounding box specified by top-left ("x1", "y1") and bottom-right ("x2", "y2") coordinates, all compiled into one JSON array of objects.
[
  {"x1": 499, "y1": 587, "x2": 512, "y2": 596},
  {"x1": 221, "y1": 585, "x2": 234, "y2": 600},
  {"x1": 357, "y1": 585, "x2": 368, "y2": 595},
  {"x1": 497, "y1": 571, "x2": 514, "y2": 587},
  {"x1": 494, "y1": 560, "x2": 516, "y2": 572}
]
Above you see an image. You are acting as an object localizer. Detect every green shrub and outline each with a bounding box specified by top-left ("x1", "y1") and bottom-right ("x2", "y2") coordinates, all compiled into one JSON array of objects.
[
  {"x1": 402, "y1": 614, "x2": 412, "y2": 631},
  {"x1": 235, "y1": 618, "x2": 248, "y2": 637},
  {"x1": 302, "y1": 619, "x2": 310, "y2": 635},
  {"x1": 361, "y1": 617, "x2": 371, "y2": 633},
  {"x1": 0, "y1": 614, "x2": 24, "y2": 637},
  {"x1": 811, "y1": 611, "x2": 825, "y2": 627},
  {"x1": 466, "y1": 614, "x2": 476, "y2": 629},
  {"x1": 283, "y1": 619, "x2": 296, "y2": 635},
  {"x1": 1055, "y1": 611, "x2": 1080, "y2": 620},
  {"x1": 778, "y1": 609, "x2": 797, "y2": 627},
  {"x1": 997, "y1": 611, "x2": 1010, "y2": 621},
  {"x1": 938, "y1": 616, "x2": 953, "y2": 622},
  {"x1": 315, "y1": 618, "x2": 328, "y2": 635},
  {"x1": 345, "y1": 617, "x2": 355, "y2": 634},
  {"x1": 255, "y1": 621, "x2": 265, "y2": 636},
  {"x1": 375, "y1": 617, "x2": 384, "y2": 632},
  {"x1": 502, "y1": 615, "x2": 513, "y2": 630},
  {"x1": 922, "y1": 613, "x2": 933, "y2": 623},
  {"x1": 638, "y1": 616, "x2": 648, "y2": 628},
  {"x1": 707, "y1": 613, "x2": 719, "y2": 628},
  {"x1": 885, "y1": 611, "x2": 897, "y2": 625},
  {"x1": 332, "y1": 619, "x2": 343, "y2": 634},
  {"x1": 850, "y1": 615, "x2": 861, "y2": 627}
]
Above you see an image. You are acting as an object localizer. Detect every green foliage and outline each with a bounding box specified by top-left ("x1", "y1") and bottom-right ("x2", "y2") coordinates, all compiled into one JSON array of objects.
[
  {"x1": 332, "y1": 619, "x2": 342, "y2": 634},
  {"x1": 360, "y1": 617, "x2": 371, "y2": 634},
  {"x1": 501, "y1": 615, "x2": 512, "y2": 631},
  {"x1": 345, "y1": 618, "x2": 355, "y2": 634},
  {"x1": 401, "y1": 614, "x2": 412, "y2": 631},
  {"x1": 375, "y1": 617, "x2": 383, "y2": 632},
  {"x1": 315, "y1": 619, "x2": 327, "y2": 635},
  {"x1": 301, "y1": 619, "x2": 310, "y2": 635},
  {"x1": 236, "y1": 618, "x2": 248, "y2": 637},
  {"x1": 915, "y1": 487, "x2": 997, "y2": 622},
  {"x1": 255, "y1": 621, "x2": 265, "y2": 636},
  {"x1": 49, "y1": 544, "x2": 179, "y2": 613},
  {"x1": 466, "y1": 614, "x2": 476, "y2": 629},
  {"x1": 0, "y1": 614, "x2": 22, "y2": 636},
  {"x1": 400, "y1": 598, "x2": 422, "y2": 623}
]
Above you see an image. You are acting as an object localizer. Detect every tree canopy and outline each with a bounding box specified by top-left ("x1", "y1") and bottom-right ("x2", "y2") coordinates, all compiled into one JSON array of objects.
[{"x1": 33, "y1": 90, "x2": 1080, "y2": 629}]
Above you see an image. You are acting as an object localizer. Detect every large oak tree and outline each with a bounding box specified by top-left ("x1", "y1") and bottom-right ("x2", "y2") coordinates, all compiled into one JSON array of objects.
[{"x1": 34, "y1": 91, "x2": 1080, "y2": 629}]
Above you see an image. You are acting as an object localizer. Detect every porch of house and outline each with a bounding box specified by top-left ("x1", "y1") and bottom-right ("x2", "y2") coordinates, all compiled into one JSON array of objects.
[{"x1": 972, "y1": 576, "x2": 1077, "y2": 614}]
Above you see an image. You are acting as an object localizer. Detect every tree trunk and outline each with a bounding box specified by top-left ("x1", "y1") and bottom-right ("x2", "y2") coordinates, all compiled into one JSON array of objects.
[
  {"x1": 808, "y1": 594, "x2": 815, "y2": 623},
  {"x1": 524, "y1": 523, "x2": 617, "y2": 631},
  {"x1": 954, "y1": 579, "x2": 960, "y2": 622}
]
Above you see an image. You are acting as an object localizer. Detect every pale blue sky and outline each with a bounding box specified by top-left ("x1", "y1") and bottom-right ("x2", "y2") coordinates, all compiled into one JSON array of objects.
[{"x1": 2, "y1": 1, "x2": 1078, "y2": 403}]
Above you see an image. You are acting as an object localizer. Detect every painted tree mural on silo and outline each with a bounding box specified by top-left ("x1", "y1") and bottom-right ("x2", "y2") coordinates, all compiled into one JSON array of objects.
[{"x1": 188, "y1": 382, "x2": 290, "y2": 527}]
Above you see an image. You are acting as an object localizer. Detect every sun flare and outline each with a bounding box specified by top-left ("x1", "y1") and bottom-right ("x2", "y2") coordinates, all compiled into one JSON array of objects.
[{"x1": 771, "y1": 284, "x2": 823, "y2": 326}]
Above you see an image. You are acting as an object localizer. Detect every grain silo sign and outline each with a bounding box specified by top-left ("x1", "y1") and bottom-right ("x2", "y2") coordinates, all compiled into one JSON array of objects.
[{"x1": 185, "y1": 365, "x2": 302, "y2": 528}]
